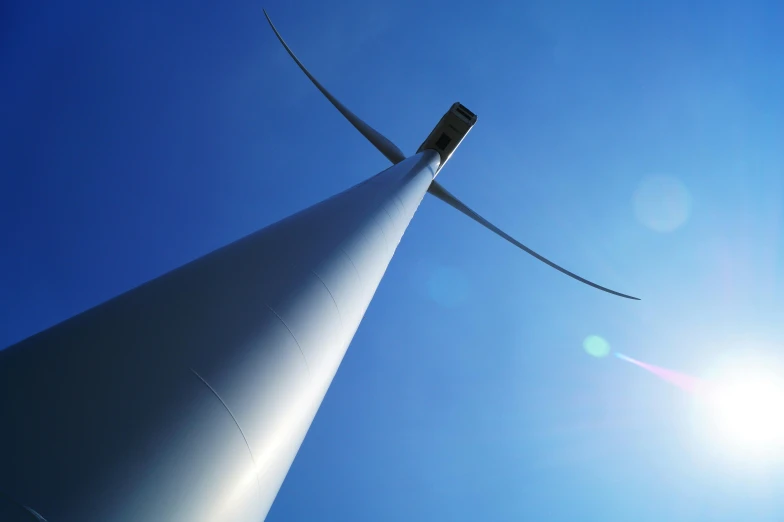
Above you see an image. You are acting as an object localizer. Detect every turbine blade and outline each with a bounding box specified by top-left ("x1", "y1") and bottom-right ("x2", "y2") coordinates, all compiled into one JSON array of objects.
[
  {"x1": 263, "y1": 9, "x2": 406, "y2": 165},
  {"x1": 427, "y1": 181, "x2": 640, "y2": 300}
]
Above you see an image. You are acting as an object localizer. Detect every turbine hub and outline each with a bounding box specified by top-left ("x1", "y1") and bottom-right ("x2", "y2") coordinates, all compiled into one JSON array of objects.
[{"x1": 417, "y1": 102, "x2": 477, "y2": 173}]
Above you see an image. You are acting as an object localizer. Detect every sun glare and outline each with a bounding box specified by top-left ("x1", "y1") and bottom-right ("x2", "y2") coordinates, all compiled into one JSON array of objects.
[{"x1": 696, "y1": 360, "x2": 784, "y2": 462}]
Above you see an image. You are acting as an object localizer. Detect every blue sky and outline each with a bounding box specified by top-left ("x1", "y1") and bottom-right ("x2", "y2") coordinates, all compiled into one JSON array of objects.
[{"x1": 3, "y1": 0, "x2": 784, "y2": 520}]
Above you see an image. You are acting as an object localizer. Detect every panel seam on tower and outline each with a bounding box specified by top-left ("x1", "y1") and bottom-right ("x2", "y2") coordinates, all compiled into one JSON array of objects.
[
  {"x1": 380, "y1": 202, "x2": 399, "y2": 238},
  {"x1": 189, "y1": 368, "x2": 263, "y2": 495},
  {"x1": 265, "y1": 304, "x2": 312, "y2": 378},
  {"x1": 310, "y1": 270, "x2": 344, "y2": 336},
  {"x1": 393, "y1": 194, "x2": 409, "y2": 218},
  {"x1": 339, "y1": 247, "x2": 365, "y2": 293},
  {"x1": 368, "y1": 211, "x2": 390, "y2": 255}
]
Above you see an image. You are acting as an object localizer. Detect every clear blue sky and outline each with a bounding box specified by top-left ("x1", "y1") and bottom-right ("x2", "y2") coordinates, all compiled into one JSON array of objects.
[{"x1": 2, "y1": 0, "x2": 784, "y2": 520}]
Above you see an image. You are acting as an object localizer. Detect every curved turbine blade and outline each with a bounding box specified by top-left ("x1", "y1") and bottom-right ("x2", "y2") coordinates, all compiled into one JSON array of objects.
[
  {"x1": 427, "y1": 181, "x2": 640, "y2": 300},
  {"x1": 263, "y1": 9, "x2": 407, "y2": 165}
]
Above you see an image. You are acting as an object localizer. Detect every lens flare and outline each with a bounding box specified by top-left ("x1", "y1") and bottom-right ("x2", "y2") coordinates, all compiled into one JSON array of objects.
[
  {"x1": 615, "y1": 352, "x2": 701, "y2": 392},
  {"x1": 633, "y1": 175, "x2": 691, "y2": 233},
  {"x1": 616, "y1": 351, "x2": 784, "y2": 460},
  {"x1": 583, "y1": 335, "x2": 611, "y2": 358}
]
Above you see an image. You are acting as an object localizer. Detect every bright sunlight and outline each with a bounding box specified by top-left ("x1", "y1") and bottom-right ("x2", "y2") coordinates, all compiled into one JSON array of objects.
[{"x1": 696, "y1": 358, "x2": 784, "y2": 462}]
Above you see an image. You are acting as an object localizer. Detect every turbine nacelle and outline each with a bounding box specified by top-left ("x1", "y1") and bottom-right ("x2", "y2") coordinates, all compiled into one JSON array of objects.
[{"x1": 418, "y1": 102, "x2": 477, "y2": 173}]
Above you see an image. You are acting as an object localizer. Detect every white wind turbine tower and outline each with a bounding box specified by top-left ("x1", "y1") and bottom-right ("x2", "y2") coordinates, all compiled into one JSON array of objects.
[{"x1": 0, "y1": 10, "x2": 637, "y2": 522}]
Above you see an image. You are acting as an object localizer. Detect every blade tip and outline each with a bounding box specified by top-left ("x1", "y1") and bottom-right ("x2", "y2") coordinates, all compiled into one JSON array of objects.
[{"x1": 262, "y1": 8, "x2": 275, "y2": 28}]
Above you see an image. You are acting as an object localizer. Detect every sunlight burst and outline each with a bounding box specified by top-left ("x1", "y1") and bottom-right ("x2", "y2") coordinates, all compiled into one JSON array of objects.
[{"x1": 697, "y1": 363, "x2": 784, "y2": 460}]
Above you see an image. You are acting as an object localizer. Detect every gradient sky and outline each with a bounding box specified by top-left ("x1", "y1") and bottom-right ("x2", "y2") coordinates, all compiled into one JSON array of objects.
[{"x1": 3, "y1": 0, "x2": 784, "y2": 520}]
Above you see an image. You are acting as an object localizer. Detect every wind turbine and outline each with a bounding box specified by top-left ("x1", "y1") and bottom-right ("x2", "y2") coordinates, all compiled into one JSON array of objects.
[{"x1": 0, "y1": 10, "x2": 637, "y2": 522}]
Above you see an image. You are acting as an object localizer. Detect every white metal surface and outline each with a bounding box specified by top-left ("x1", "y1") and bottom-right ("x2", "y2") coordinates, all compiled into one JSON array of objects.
[
  {"x1": 0, "y1": 151, "x2": 441, "y2": 521},
  {"x1": 417, "y1": 102, "x2": 477, "y2": 171}
]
